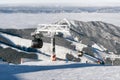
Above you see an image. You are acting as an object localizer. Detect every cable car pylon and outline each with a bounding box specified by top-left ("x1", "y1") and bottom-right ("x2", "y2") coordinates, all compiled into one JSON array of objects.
[{"x1": 31, "y1": 24, "x2": 69, "y2": 61}]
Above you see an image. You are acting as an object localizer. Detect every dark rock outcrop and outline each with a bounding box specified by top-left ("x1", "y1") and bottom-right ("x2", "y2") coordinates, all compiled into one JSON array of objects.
[{"x1": 0, "y1": 47, "x2": 38, "y2": 64}]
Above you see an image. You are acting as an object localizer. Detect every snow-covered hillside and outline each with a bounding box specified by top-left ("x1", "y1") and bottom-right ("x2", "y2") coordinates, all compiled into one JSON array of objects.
[
  {"x1": 2, "y1": 17, "x2": 120, "y2": 65},
  {"x1": 0, "y1": 33, "x2": 119, "y2": 80},
  {"x1": 0, "y1": 32, "x2": 81, "y2": 61},
  {"x1": 0, "y1": 28, "x2": 109, "y2": 64},
  {"x1": 0, "y1": 33, "x2": 31, "y2": 47}
]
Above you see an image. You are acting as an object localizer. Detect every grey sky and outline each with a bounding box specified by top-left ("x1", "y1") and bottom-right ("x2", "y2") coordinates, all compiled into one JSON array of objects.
[{"x1": 0, "y1": 0, "x2": 120, "y2": 6}]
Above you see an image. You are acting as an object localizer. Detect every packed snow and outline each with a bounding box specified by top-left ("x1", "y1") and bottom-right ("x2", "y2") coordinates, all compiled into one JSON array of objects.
[{"x1": 0, "y1": 61, "x2": 120, "y2": 80}]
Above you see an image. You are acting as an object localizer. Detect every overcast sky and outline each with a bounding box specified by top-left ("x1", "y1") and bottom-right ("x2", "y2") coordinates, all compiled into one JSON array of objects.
[{"x1": 0, "y1": 0, "x2": 120, "y2": 6}]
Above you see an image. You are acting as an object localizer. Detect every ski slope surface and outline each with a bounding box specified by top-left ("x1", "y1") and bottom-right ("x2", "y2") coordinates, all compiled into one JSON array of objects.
[{"x1": 0, "y1": 61, "x2": 120, "y2": 80}]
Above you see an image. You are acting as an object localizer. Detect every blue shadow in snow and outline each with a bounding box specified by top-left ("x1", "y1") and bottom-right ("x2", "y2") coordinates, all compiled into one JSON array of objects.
[
  {"x1": 4, "y1": 63, "x2": 105, "y2": 74},
  {"x1": 0, "y1": 63, "x2": 108, "y2": 80}
]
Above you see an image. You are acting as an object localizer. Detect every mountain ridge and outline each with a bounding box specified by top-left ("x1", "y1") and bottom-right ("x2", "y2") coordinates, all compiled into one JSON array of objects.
[
  {"x1": 56, "y1": 19, "x2": 120, "y2": 54},
  {"x1": 0, "y1": 6, "x2": 120, "y2": 13}
]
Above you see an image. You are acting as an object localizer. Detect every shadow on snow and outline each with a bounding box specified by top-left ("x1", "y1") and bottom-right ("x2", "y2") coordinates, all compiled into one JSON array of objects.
[{"x1": 0, "y1": 63, "x2": 106, "y2": 80}]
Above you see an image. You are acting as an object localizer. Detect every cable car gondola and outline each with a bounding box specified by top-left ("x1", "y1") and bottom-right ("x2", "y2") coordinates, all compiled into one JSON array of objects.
[
  {"x1": 31, "y1": 33, "x2": 43, "y2": 48},
  {"x1": 31, "y1": 38, "x2": 43, "y2": 48}
]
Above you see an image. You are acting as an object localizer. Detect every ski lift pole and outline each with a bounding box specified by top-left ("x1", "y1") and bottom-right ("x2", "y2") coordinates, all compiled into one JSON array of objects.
[
  {"x1": 51, "y1": 32, "x2": 56, "y2": 61},
  {"x1": 34, "y1": 24, "x2": 69, "y2": 61}
]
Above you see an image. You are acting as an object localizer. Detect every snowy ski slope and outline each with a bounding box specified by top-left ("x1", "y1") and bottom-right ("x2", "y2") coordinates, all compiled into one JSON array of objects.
[{"x1": 0, "y1": 61, "x2": 120, "y2": 80}]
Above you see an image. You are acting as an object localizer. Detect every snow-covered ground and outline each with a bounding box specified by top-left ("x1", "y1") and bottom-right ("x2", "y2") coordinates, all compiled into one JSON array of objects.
[
  {"x1": 0, "y1": 61, "x2": 120, "y2": 80},
  {"x1": 0, "y1": 33, "x2": 31, "y2": 47},
  {"x1": 0, "y1": 13, "x2": 120, "y2": 29}
]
